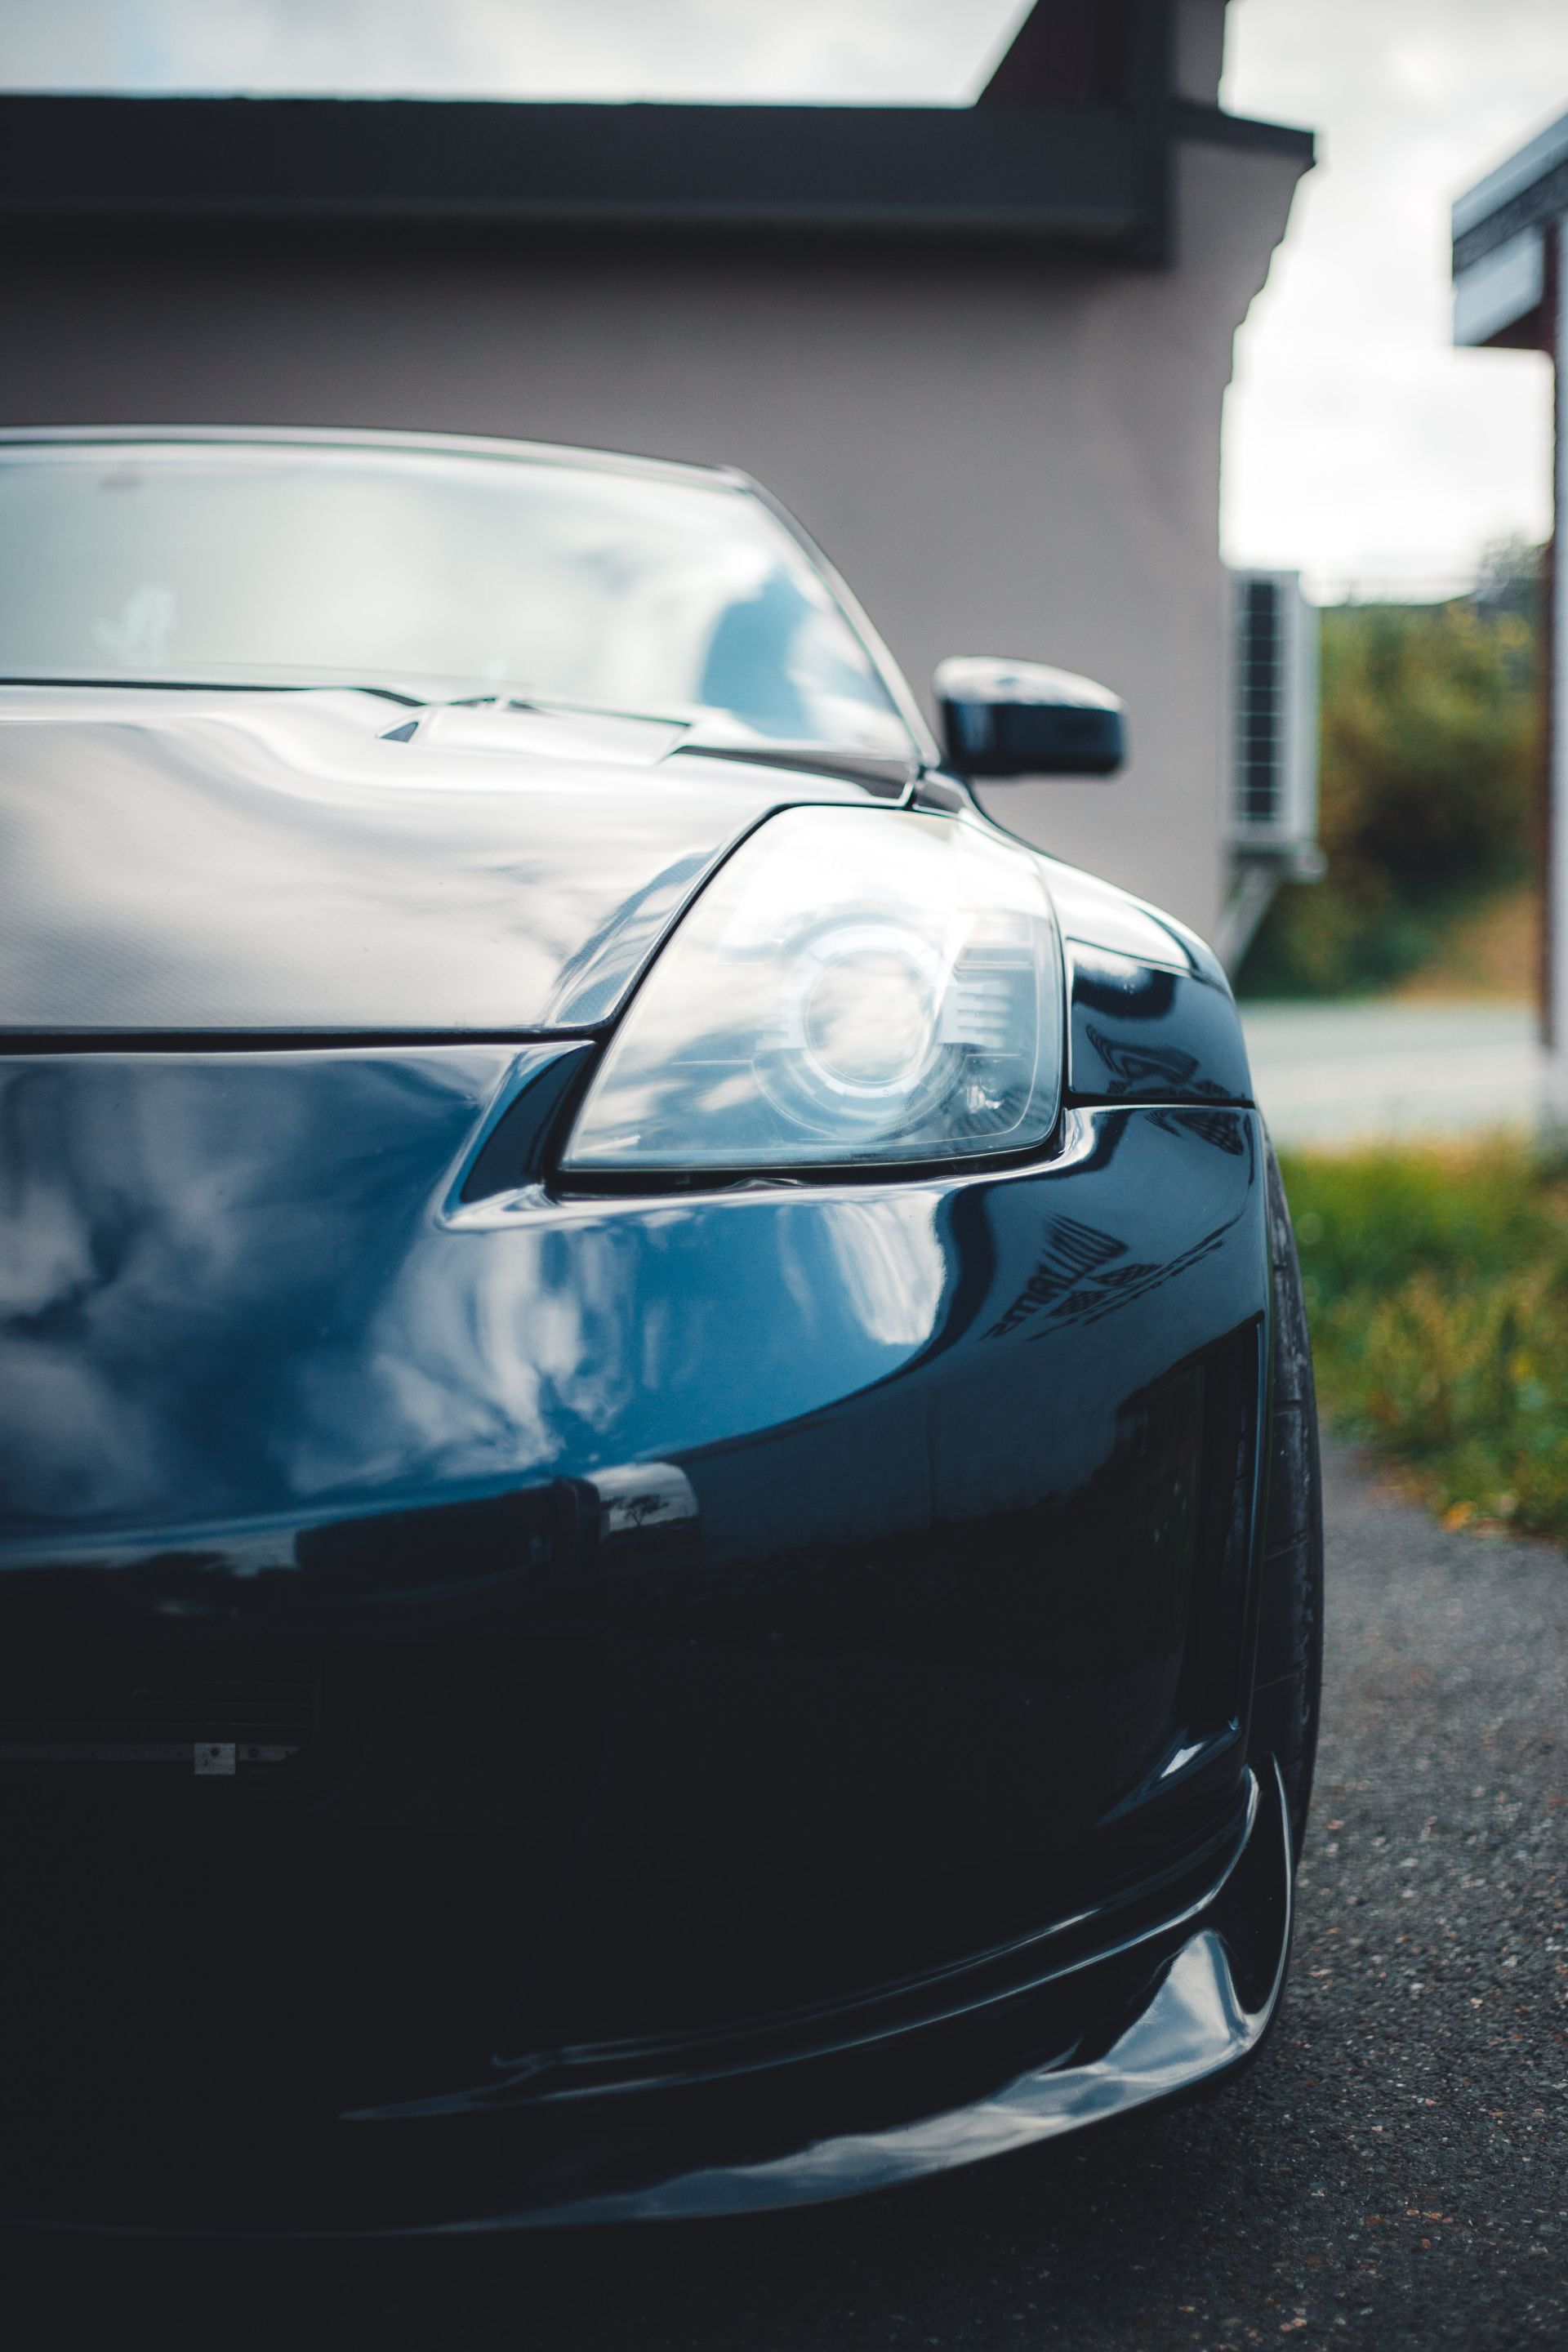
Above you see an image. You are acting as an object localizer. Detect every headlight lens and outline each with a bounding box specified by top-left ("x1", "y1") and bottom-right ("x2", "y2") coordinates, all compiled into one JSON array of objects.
[{"x1": 561, "y1": 808, "x2": 1063, "y2": 1172}]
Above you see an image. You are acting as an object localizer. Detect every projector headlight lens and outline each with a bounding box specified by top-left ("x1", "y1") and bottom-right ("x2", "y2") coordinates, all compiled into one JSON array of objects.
[{"x1": 561, "y1": 807, "x2": 1063, "y2": 1172}]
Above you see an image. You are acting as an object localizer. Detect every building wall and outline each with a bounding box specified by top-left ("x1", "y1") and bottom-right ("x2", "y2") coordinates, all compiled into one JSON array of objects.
[
  {"x1": 0, "y1": 135, "x2": 1300, "y2": 940},
  {"x1": 1175, "y1": 0, "x2": 1229, "y2": 101}
]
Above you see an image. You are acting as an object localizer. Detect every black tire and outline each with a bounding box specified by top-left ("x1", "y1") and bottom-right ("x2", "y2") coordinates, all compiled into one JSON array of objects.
[{"x1": 1250, "y1": 1136, "x2": 1325, "y2": 1863}]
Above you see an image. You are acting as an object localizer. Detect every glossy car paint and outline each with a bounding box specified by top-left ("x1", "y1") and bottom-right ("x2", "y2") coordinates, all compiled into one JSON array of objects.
[
  {"x1": 0, "y1": 442, "x2": 1291, "y2": 2234},
  {"x1": 0, "y1": 686, "x2": 892, "y2": 1035},
  {"x1": 0, "y1": 1048, "x2": 1276, "y2": 2224}
]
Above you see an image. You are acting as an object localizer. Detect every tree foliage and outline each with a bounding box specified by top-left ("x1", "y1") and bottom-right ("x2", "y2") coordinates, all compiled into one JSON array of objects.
[{"x1": 1238, "y1": 565, "x2": 1540, "y2": 999}]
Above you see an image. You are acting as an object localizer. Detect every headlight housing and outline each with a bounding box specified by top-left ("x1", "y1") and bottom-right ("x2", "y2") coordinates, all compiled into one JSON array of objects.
[{"x1": 561, "y1": 808, "x2": 1063, "y2": 1174}]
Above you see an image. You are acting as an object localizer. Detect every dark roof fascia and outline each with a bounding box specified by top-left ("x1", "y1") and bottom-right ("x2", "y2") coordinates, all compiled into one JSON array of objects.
[
  {"x1": 0, "y1": 92, "x2": 1160, "y2": 252},
  {"x1": 1172, "y1": 99, "x2": 1315, "y2": 165}
]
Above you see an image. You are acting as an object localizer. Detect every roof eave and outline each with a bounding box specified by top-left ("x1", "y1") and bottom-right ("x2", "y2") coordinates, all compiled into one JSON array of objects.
[{"x1": 1452, "y1": 109, "x2": 1568, "y2": 274}]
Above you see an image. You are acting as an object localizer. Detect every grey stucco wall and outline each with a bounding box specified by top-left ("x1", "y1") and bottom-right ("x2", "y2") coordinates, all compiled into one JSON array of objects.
[
  {"x1": 0, "y1": 134, "x2": 1301, "y2": 939},
  {"x1": 1176, "y1": 0, "x2": 1229, "y2": 102}
]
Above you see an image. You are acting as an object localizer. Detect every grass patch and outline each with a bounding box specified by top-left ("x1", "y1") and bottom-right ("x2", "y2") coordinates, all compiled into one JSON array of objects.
[{"x1": 1279, "y1": 1138, "x2": 1568, "y2": 1543}]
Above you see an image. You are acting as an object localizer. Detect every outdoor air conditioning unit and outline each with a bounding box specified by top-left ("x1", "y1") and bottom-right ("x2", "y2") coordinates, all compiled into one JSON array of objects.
[
  {"x1": 1231, "y1": 570, "x2": 1319, "y2": 852},
  {"x1": 1218, "y1": 570, "x2": 1323, "y2": 970}
]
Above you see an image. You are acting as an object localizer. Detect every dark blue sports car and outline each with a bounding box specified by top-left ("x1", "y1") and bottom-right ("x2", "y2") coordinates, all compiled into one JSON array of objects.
[{"x1": 0, "y1": 427, "x2": 1321, "y2": 2232}]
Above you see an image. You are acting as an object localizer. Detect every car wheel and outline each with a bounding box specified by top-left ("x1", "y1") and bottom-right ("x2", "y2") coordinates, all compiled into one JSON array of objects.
[{"x1": 1250, "y1": 1135, "x2": 1325, "y2": 1864}]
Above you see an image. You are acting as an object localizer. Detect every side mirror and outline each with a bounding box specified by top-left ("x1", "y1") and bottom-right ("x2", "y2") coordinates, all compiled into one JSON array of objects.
[{"x1": 934, "y1": 657, "x2": 1127, "y2": 779}]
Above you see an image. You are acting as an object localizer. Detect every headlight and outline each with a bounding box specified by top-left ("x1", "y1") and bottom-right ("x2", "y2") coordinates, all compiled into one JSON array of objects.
[{"x1": 561, "y1": 807, "x2": 1063, "y2": 1173}]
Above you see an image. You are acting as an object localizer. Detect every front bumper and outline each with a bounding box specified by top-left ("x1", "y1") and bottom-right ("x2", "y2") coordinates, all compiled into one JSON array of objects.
[
  {"x1": 2, "y1": 1762, "x2": 1291, "y2": 2234},
  {"x1": 0, "y1": 1069, "x2": 1278, "y2": 2230}
]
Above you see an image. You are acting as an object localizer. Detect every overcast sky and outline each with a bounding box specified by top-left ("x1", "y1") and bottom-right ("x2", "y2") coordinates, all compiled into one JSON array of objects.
[
  {"x1": 1223, "y1": 0, "x2": 1565, "y2": 599},
  {"x1": 3, "y1": 0, "x2": 1566, "y2": 599}
]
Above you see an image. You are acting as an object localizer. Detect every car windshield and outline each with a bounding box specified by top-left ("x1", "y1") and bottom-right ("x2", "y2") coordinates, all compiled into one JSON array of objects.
[{"x1": 0, "y1": 439, "x2": 912, "y2": 757}]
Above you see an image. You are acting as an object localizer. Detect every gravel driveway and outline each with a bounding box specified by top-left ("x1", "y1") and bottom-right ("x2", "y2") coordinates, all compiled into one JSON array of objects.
[{"x1": 15, "y1": 1443, "x2": 1567, "y2": 2350}]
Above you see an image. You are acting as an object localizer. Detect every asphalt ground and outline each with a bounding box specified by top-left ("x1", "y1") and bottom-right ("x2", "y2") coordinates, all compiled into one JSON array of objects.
[{"x1": 12, "y1": 1442, "x2": 1567, "y2": 2351}]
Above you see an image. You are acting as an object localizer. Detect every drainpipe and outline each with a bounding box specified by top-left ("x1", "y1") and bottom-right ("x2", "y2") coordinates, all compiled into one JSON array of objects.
[
  {"x1": 1550, "y1": 218, "x2": 1568, "y2": 1127},
  {"x1": 1216, "y1": 844, "x2": 1326, "y2": 978}
]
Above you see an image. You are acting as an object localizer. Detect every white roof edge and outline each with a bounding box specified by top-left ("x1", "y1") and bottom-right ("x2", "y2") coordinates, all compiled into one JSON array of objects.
[{"x1": 1453, "y1": 107, "x2": 1568, "y2": 239}]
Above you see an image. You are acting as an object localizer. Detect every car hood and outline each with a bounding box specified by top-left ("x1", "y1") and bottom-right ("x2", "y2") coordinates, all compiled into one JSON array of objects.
[{"x1": 0, "y1": 685, "x2": 907, "y2": 1036}]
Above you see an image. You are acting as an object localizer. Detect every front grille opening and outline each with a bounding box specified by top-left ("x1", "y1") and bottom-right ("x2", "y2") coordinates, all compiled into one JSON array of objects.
[
  {"x1": 0, "y1": 1644, "x2": 321, "y2": 1767},
  {"x1": 0, "y1": 1638, "x2": 610, "y2": 2135}
]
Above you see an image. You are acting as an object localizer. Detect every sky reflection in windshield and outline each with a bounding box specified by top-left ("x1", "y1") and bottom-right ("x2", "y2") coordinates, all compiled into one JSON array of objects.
[{"x1": 0, "y1": 442, "x2": 911, "y2": 755}]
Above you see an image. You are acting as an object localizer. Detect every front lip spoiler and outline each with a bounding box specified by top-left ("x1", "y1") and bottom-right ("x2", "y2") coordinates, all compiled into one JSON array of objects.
[
  {"x1": 474, "y1": 1757, "x2": 1293, "y2": 2229},
  {"x1": 6, "y1": 1762, "x2": 1292, "y2": 2238},
  {"x1": 350, "y1": 1753, "x2": 1254, "y2": 2122}
]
